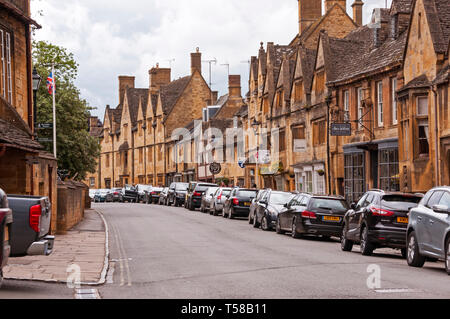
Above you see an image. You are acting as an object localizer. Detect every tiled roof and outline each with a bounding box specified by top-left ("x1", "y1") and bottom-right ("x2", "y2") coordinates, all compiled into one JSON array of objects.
[
  {"x1": 298, "y1": 47, "x2": 317, "y2": 94},
  {"x1": 126, "y1": 88, "x2": 149, "y2": 125},
  {"x1": 0, "y1": 118, "x2": 42, "y2": 152},
  {"x1": 424, "y1": 0, "x2": 450, "y2": 54},
  {"x1": 149, "y1": 93, "x2": 158, "y2": 117},
  {"x1": 391, "y1": 0, "x2": 413, "y2": 14},
  {"x1": 234, "y1": 105, "x2": 248, "y2": 117},
  {"x1": 399, "y1": 74, "x2": 431, "y2": 92},
  {"x1": 327, "y1": 30, "x2": 407, "y2": 84},
  {"x1": 160, "y1": 76, "x2": 191, "y2": 115},
  {"x1": 433, "y1": 64, "x2": 450, "y2": 85}
]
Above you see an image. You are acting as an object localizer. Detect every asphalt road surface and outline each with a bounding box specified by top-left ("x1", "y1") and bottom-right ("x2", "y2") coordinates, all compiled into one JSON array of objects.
[{"x1": 94, "y1": 202, "x2": 450, "y2": 299}]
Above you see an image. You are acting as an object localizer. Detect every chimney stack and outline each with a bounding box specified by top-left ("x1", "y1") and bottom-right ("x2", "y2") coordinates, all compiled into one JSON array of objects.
[
  {"x1": 191, "y1": 47, "x2": 202, "y2": 75},
  {"x1": 149, "y1": 63, "x2": 171, "y2": 93},
  {"x1": 229, "y1": 75, "x2": 241, "y2": 98},
  {"x1": 352, "y1": 0, "x2": 364, "y2": 26},
  {"x1": 118, "y1": 76, "x2": 135, "y2": 105},
  {"x1": 212, "y1": 91, "x2": 218, "y2": 104},
  {"x1": 325, "y1": 0, "x2": 347, "y2": 12},
  {"x1": 298, "y1": 0, "x2": 322, "y2": 35}
]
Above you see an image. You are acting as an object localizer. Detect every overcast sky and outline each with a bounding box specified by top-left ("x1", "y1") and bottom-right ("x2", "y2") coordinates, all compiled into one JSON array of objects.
[{"x1": 31, "y1": 0, "x2": 391, "y2": 119}]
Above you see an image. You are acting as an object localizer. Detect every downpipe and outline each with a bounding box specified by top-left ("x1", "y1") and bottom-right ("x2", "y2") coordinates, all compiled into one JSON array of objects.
[{"x1": 432, "y1": 86, "x2": 440, "y2": 186}]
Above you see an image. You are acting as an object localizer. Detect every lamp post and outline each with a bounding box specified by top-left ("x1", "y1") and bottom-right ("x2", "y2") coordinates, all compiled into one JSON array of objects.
[
  {"x1": 252, "y1": 119, "x2": 261, "y2": 188},
  {"x1": 32, "y1": 68, "x2": 41, "y2": 130},
  {"x1": 325, "y1": 94, "x2": 332, "y2": 195}
]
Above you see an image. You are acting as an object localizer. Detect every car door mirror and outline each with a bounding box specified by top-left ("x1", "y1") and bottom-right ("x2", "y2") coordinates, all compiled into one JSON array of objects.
[
  {"x1": 350, "y1": 203, "x2": 357, "y2": 210},
  {"x1": 284, "y1": 203, "x2": 289, "y2": 209},
  {"x1": 432, "y1": 204, "x2": 450, "y2": 214}
]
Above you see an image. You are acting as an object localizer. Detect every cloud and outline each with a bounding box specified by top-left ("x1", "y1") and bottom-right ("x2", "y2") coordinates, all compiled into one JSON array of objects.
[{"x1": 31, "y1": 0, "x2": 391, "y2": 119}]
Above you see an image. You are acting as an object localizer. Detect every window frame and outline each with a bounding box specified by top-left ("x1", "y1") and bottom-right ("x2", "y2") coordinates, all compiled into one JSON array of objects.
[
  {"x1": 377, "y1": 81, "x2": 384, "y2": 127},
  {"x1": 392, "y1": 78, "x2": 398, "y2": 125}
]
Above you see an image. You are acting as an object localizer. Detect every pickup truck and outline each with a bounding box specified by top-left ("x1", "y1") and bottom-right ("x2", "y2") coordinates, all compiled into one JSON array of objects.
[
  {"x1": 8, "y1": 195, "x2": 54, "y2": 257},
  {"x1": 0, "y1": 189, "x2": 12, "y2": 287}
]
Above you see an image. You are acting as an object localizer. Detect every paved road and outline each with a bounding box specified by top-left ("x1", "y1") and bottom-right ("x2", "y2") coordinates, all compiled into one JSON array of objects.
[
  {"x1": 0, "y1": 280, "x2": 73, "y2": 299},
  {"x1": 94, "y1": 202, "x2": 450, "y2": 299}
]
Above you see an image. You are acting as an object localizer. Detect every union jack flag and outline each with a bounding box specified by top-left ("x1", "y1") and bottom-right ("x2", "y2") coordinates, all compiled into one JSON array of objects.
[{"x1": 46, "y1": 72, "x2": 54, "y2": 95}]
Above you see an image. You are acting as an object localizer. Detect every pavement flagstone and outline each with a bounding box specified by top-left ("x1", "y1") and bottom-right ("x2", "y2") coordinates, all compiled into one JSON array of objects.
[{"x1": 3, "y1": 209, "x2": 107, "y2": 284}]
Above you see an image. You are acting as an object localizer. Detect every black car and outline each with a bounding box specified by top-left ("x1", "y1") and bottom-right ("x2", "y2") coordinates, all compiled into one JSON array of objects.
[
  {"x1": 223, "y1": 188, "x2": 259, "y2": 219},
  {"x1": 278, "y1": 194, "x2": 349, "y2": 239},
  {"x1": 136, "y1": 185, "x2": 153, "y2": 203},
  {"x1": 123, "y1": 185, "x2": 139, "y2": 203},
  {"x1": 147, "y1": 187, "x2": 163, "y2": 204},
  {"x1": 186, "y1": 183, "x2": 217, "y2": 211},
  {"x1": 167, "y1": 183, "x2": 189, "y2": 207},
  {"x1": 158, "y1": 187, "x2": 169, "y2": 205},
  {"x1": 108, "y1": 188, "x2": 124, "y2": 202},
  {"x1": 253, "y1": 190, "x2": 294, "y2": 230},
  {"x1": 341, "y1": 190, "x2": 423, "y2": 256}
]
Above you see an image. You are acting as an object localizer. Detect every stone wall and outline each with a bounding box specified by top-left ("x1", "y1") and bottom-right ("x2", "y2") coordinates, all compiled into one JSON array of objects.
[{"x1": 56, "y1": 180, "x2": 88, "y2": 234}]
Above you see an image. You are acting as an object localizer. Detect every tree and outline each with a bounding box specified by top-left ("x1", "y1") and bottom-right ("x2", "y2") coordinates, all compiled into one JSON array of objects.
[{"x1": 33, "y1": 41, "x2": 100, "y2": 181}]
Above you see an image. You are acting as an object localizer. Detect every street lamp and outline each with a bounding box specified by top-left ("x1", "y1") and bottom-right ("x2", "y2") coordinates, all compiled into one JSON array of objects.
[
  {"x1": 251, "y1": 118, "x2": 261, "y2": 188},
  {"x1": 251, "y1": 119, "x2": 261, "y2": 136},
  {"x1": 32, "y1": 68, "x2": 41, "y2": 129}
]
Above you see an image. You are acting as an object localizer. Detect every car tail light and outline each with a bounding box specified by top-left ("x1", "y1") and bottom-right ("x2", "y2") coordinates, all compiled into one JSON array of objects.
[
  {"x1": 114, "y1": 192, "x2": 119, "y2": 195},
  {"x1": 370, "y1": 206, "x2": 395, "y2": 217},
  {"x1": 194, "y1": 192, "x2": 201, "y2": 197},
  {"x1": 233, "y1": 198, "x2": 239, "y2": 205},
  {"x1": 30, "y1": 204, "x2": 42, "y2": 233},
  {"x1": 301, "y1": 211, "x2": 317, "y2": 219},
  {"x1": 217, "y1": 195, "x2": 222, "y2": 200}
]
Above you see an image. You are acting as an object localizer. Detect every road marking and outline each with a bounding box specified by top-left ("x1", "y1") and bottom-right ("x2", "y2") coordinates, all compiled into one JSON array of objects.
[
  {"x1": 106, "y1": 261, "x2": 115, "y2": 284},
  {"x1": 375, "y1": 288, "x2": 422, "y2": 294},
  {"x1": 110, "y1": 224, "x2": 125, "y2": 286},
  {"x1": 74, "y1": 288, "x2": 101, "y2": 299},
  {"x1": 114, "y1": 224, "x2": 133, "y2": 287},
  {"x1": 110, "y1": 223, "x2": 132, "y2": 287}
]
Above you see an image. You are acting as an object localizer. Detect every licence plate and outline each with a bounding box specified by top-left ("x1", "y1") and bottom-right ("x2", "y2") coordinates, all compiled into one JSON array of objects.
[
  {"x1": 244, "y1": 202, "x2": 251, "y2": 207},
  {"x1": 397, "y1": 217, "x2": 409, "y2": 224},
  {"x1": 4, "y1": 225, "x2": 9, "y2": 242},
  {"x1": 323, "y1": 216, "x2": 340, "y2": 222}
]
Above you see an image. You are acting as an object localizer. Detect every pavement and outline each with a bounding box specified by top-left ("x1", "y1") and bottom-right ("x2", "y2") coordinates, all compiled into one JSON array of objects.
[
  {"x1": 94, "y1": 202, "x2": 450, "y2": 299},
  {"x1": 3, "y1": 209, "x2": 107, "y2": 284}
]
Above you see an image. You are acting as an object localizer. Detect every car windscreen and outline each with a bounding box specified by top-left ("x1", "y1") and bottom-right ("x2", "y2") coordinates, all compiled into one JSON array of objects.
[
  {"x1": 196, "y1": 185, "x2": 217, "y2": 192},
  {"x1": 175, "y1": 184, "x2": 189, "y2": 191},
  {"x1": 237, "y1": 190, "x2": 258, "y2": 198},
  {"x1": 269, "y1": 192, "x2": 294, "y2": 205},
  {"x1": 309, "y1": 198, "x2": 349, "y2": 212}
]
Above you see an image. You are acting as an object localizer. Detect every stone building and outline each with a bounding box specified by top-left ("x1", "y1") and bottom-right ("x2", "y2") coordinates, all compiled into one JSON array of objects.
[
  {"x1": 397, "y1": 0, "x2": 449, "y2": 193},
  {"x1": 0, "y1": 0, "x2": 58, "y2": 231}
]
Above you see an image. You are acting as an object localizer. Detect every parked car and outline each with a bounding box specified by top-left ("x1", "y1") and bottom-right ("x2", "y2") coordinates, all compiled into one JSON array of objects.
[
  {"x1": 167, "y1": 183, "x2": 189, "y2": 207},
  {"x1": 248, "y1": 189, "x2": 269, "y2": 224},
  {"x1": 123, "y1": 185, "x2": 139, "y2": 203},
  {"x1": 107, "y1": 188, "x2": 124, "y2": 203},
  {"x1": 147, "y1": 187, "x2": 163, "y2": 204},
  {"x1": 158, "y1": 188, "x2": 170, "y2": 205},
  {"x1": 89, "y1": 189, "x2": 97, "y2": 201},
  {"x1": 223, "y1": 188, "x2": 259, "y2": 219},
  {"x1": 0, "y1": 189, "x2": 12, "y2": 287},
  {"x1": 407, "y1": 187, "x2": 450, "y2": 275},
  {"x1": 200, "y1": 186, "x2": 220, "y2": 213},
  {"x1": 185, "y1": 181, "x2": 199, "y2": 209},
  {"x1": 8, "y1": 194, "x2": 55, "y2": 257},
  {"x1": 94, "y1": 189, "x2": 110, "y2": 203},
  {"x1": 253, "y1": 190, "x2": 294, "y2": 229},
  {"x1": 278, "y1": 194, "x2": 349, "y2": 239},
  {"x1": 341, "y1": 190, "x2": 423, "y2": 257},
  {"x1": 187, "y1": 183, "x2": 218, "y2": 211},
  {"x1": 136, "y1": 184, "x2": 153, "y2": 203},
  {"x1": 209, "y1": 187, "x2": 232, "y2": 216}
]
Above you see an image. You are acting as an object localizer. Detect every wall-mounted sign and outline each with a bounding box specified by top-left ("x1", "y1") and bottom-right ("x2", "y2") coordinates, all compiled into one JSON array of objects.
[
  {"x1": 37, "y1": 138, "x2": 53, "y2": 143},
  {"x1": 238, "y1": 160, "x2": 246, "y2": 169},
  {"x1": 209, "y1": 162, "x2": 222, "y2": 175},
  {"x1": 293, "y1": 139, "x2": 307, "y2": 152},
  {"x1": 330, "y1": 123, "x2": 352, "y2": 136},
  {"x1": 36, "y1": 123, "x2": 53, "y2": 129}
]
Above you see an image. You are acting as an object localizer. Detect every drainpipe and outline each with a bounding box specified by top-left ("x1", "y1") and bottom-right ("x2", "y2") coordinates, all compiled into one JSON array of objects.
[{"x1": 432, "y1": 86, "x2": 440, "y2": 186}]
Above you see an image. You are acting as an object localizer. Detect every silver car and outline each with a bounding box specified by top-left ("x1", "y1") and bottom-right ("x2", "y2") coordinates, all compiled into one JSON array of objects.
[
  {"x1": 209, "y1": 188, "x2": 232, "y2": 216},
  {"x1": 407, "y1": 187, "x2": 450, "y2": 275},
  {"x1": 200, "y1": 186, "x2": 219, "y2": 213}
]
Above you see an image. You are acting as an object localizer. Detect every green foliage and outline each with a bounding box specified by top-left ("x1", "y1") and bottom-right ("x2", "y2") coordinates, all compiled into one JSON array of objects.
[{"x1": 33, "y1": 40, "x2": 100, "y2": 181}]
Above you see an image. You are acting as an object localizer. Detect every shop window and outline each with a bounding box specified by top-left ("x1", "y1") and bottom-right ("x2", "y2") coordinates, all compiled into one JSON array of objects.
[
  {"x1": 344, "y1": 153, "x2": 366, "y2": 203},
  {"x1": 314, "y1": 170, "x2": 326, "y2": 195},
  {"x1": 304, "y1": 171, "x2": 313, "y2": 193},
  {"x1": 379, "y1": 149, "x2": 400, "y2": 192}
]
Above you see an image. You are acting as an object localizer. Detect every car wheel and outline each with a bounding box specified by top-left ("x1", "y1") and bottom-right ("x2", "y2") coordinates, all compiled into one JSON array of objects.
[
  {"x1": 291, "y1": 219, "x2": 302, "y2": 239},
  {"x1": 261, "y1": 216, "x2": 270, "y2": 231},
  {"x1": 407, "y1": 231, "x2": 426, "y2": 268},
  {"x1": 0, "y1": 270, "x2": 3, "y2": 289},
  {"x1": 248, "y1": 212, "x2": 254, "y2": 225},
  {"x1": 189, "y1": 201, "x2": 195, "y2": 211},
  {"x1": 341, "y1": 224, "x2": 354, "y2": 252},
  {"x1": 360, "y1": 226, "x2": 374, "y2": 256},
  {"x1": 228, "y1": 208, "x2": 234, "y2": 219},
  {"x1": 276, "y1": 217, "x2": 285, "y2": 235},
  {"x1": 445, "y1": 236, "x2": 450, "y2": 276},
  {"x1": 401, "y1": 248, "x2": 407, "y2": 259},
  {"x1": 253, "y1": 214, "x2": 260, "y2": 228}
]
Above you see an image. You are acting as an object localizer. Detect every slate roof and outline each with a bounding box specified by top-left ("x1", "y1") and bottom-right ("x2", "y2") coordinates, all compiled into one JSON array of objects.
[
  {"x1": 423, "y1": 0, "x2": 450, "y2": 54},
  {"x1": 126, "y1": 88, "x2": 149, "y2": 125},
  {"x1": 398, "y1": 74, "x2": 431, "y2": 92},
  {"x1": 433, "y1": 64, "x2": 450, "y2": 85},
  {"x1": 149, "y1": 93, "x2": 159, "y2": 117},
  {"x1": 391, "y1": 0, "x2": 413, "y2": 14},
  {"x1": 234, "y1": 105, "x2": 248, "y2": 117},
  {"x1": 0, "y1": 118, "x2": 42, "y2": 152},
  {"x1": 297, "y1": 47, "x2": 317, "y2": 94},
  {"x1": 160, "y1": 76, "x2": 191, "y2": 115}
]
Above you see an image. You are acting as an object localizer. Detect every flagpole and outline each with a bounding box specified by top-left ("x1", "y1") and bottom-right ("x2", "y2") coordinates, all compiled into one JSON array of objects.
[{"x1": 52, "y1": 62, "x2": 57, "y2": 158}]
